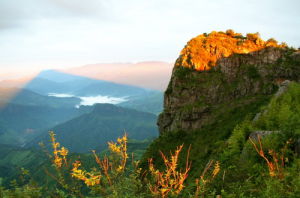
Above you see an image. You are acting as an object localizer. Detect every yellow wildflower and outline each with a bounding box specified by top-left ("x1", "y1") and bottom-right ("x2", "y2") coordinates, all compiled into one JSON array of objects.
[
  {"x1": 54, "y1": 157, "x2": 62, "y2": 168},
  {"x1": 212, "y1": 161, "x2": 220, "y2": 178},
  {"x1": 59, "y1": 147, "x2": 68, "y2": 156}
]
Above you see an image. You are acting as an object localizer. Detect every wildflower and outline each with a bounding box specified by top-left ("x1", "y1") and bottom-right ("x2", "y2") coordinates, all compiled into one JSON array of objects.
[
  {"x1": 54, "y1": 157, "x2": 63, "y2": 168},
  {"x1": 108, "y1": 142, "x2": 121, "y2": 153},
  {"x1": 212, "y1": 161, "x2": 220, "y2": 178},
  {"x1": 108, "y1": 133, "x2": 128, "y2": 173},
  {"x1": 71, "y1": 160, "x2": 101, "y2": 187},
  {"x1": 49, "y1": 131, "x2": 65, "y2": 168},
  {"x1": 116, "y1": 165, "x2": 124, "y2": 172},
  {"x1": 71, "y1": 133, "x2": 128, "y2": 188},
  {"x1": 59, "y1": 147, "x2": 68, "y2": 156}
]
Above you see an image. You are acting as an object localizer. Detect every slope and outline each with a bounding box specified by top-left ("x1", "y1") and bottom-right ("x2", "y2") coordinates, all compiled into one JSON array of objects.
[
  {"x1": 30, "y1": 104, "x2": 158, "y2": 153},
  {"x1": 0, "y1": 103, "x2": 92, "y2": 146},
  {"x1": 0, "y1": 87, "x2": 80, "y2": 108},
  {"x1": 141, "y1": 31, "x2": 300, "y2": 196}
]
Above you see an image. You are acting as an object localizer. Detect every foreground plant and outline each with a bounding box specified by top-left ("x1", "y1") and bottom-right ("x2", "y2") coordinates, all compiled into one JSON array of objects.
[
  {"x1": 47, "y1": 131, "x2": 84, "y2": 197},
  {"x1": 107, "y1": 134, "x2": 128, "y2": 173},
  {"x1": 148, "y1": 144, "x2": 191, "y2": 198},
  {"x1": 249, "y1": 135, "x2": 286, "y2": 179},
  {"x1": 46, "y1": 132, "x2": 222, "y2": 197},
  {"x1": 194, "y1": 160, "x2": 220, "y2": 197},
  {"x1": 69, "y1": 133, "x2": 132, "y2": 197},
  {"x1": 49, "y1": 131, "x2": 69, "y2": 169},
  {"x1": 71, "y1": 160, "x2": 101, "y2": 187},
  {"x1": 45, "y1": 131, "x2": 149, "y2": 197}
]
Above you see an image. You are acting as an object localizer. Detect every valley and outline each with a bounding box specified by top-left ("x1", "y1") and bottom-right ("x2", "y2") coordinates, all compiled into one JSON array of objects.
[{"x1": 0, "y1": 69, "x2": 162, "y2": 187}]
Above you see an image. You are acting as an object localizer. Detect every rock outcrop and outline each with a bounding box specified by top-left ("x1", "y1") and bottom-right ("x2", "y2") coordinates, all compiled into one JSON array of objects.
[
  {"x1": 178, "y1": 30, "x2": 285, "y2": 71},
  {"x1": 158, "y1": 31, "x2": 300, "y2": 134}
]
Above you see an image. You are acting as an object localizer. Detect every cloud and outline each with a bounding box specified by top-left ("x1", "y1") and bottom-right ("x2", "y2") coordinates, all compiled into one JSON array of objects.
[
  {"x1": 0, "y1": 1, "x2": 48, "y2": 29},
  {"x1": 0, "y1": 0, "x2": 111, "y2": 30},
  {"x1": 0, "y1": 0, "x2": 299, "y2": 74},
  {"x1": 49, "y1": 0, "x2": 106, "y2": 16}
]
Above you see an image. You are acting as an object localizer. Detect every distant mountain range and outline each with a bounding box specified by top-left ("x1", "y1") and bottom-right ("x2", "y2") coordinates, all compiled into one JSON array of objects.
[
  {"x1": 62, "y1": 61, "x2": 173, "y2": 91},
  {"x1": 28, "y1": 103, "x2": 158, "y2": 153},
  {"x1": 0, "y1": 87, "x2": 80, "y2": 108},
  {"x1": 15, "y1": 70, "x2": 153, "y2": 97},
  {"x1": 0, "y1": 70, "x2": 163, "y2": 113},
  {"x1": 0, "y1": 70, "x2": 161, "y2": 150},
  {"x1": 0, "y1": 103, "x2": 93, "y2": 146}
]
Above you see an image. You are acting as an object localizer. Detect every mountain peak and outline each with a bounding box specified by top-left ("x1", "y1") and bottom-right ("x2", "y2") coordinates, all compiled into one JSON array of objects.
[
  {"x1": 177, "y1": 30, "x2": 286, "y2": 71},
  {"x1": 158, "y1": 31, "x2": 299, "y2": 134}
]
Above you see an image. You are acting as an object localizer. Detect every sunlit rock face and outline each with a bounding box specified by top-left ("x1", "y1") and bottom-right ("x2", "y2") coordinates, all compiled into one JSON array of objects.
[
  {"x1": 158, "y1": 30, "x2": 300, "y2": 134},
  {"x1": 177, "y1": 30, "x2": 285, "y2": 71}
]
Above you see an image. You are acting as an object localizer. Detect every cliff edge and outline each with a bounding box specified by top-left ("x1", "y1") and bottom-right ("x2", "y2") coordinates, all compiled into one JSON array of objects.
[{"x1": 158, "y1": 30, "x2": 300, "y2": 134}]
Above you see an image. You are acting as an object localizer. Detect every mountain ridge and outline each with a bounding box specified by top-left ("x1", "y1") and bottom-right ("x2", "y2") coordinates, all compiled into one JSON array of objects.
[
  {"x1": 63, "y1": 61, "x2": 173, "y2": 90},
  {"x1": 28, "y1": 103, "x2": 158, "y2": 153}
]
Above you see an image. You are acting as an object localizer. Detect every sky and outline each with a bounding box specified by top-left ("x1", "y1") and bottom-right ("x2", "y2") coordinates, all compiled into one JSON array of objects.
[{"x1": 0, "y1": 0, "x2": 299, "y2": 75}]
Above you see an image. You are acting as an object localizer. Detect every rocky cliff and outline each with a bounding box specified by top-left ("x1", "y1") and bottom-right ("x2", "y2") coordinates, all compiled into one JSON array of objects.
[
  {"x1": 141, "y1": 31, "x2": 300, "y2": 197},
  {"x1": 158, "y1": 30, "x2": 300, "y2": 134}
]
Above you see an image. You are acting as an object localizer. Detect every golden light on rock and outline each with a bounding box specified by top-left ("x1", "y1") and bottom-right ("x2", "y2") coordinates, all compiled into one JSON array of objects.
[{"x1": 177, "y1": 30, "x2": 286, "y2": 71}]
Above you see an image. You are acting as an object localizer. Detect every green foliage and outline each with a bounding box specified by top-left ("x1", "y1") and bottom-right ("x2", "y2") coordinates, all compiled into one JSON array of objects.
[
  {"x1": 0, "y1": 170, "x2": 42, "y2": 198},
  {"x1": 246, "y1": 65, "x2": 260, "y2": 79},
  {"x1": 219, "y1": 82, "x2": 300, "y2": 197},
  {"x1": 142, "y1": 81, "x2": 300, "y2": 197},
  {"x1": 1, "y1": 74, "x2": 300, "y2": 196},
  {"x1": 174, "y1": 66, "x2": 193, "y2": 78},
  {"x1": 89, "y1": 167, "x2": 152, "y2": 198},
  {"x1": 140, "y1": 94, "x2": 271, "y2": 182},
  {"x1": 224, "y1": 121, "x2": 254, "y2": 158},
  {"x1": 255, "y1": 82, "x2": 300, "y2": 134},
  {"x1": 267, "y1": 48, "x2": 300, "y2": 81},
  {"x1": 0, "y1": 136, "x2": 154, "y2": 197}
]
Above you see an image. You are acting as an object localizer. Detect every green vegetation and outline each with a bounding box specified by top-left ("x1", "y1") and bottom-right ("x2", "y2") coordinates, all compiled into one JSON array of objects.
[
  {"x1": 0, "y1": 103, "x2": 92, "y2": 146},
  {"x1": 0, "y1": 70, "x2": 163, "y2": 147},
  {"x1": 142, "y1": 82, "x2": 300, "y2": 197},
  {"x1": 0, "y1": 43, "x2": 299, "y2": 197},
  {"x1": 173, "y1": 65, "x2": 193, "y2": 79},
  {"x1": 0, "y1": 135, "x2": 153, "y2": 196},
  {"x1": 29, "y1": 104, "x2": 158, "y2": 153},
  {"x1": 0, "y1": 83, "x2": 299, "y2": 197},
  {"x1": 218, "y1": 82, "x2": 300, "y2": 197},
  {"x1": 141, "y1": 94, "x2": 272, "y2": 171},
  {"x1": 244, "y1": 64, "x2": 261, "y2": 79}
]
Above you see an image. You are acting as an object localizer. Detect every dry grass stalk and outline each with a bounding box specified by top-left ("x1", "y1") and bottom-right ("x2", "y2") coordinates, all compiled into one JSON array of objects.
[
  {"x1": 195, "y1": 160, "x2": 220, "y2": 197},
  {"x1": 92, "y1": 150, "x2": 112, "y2": 185},
  {"x1": 249, "y1": 135, "x2": 285, "y2": 178},
  {"x1": 148, "y1": 144, "x2": 191, "y2": 198},
  {"x1": 70, "y1": 133, "x2": 128, "y2": 187}
]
